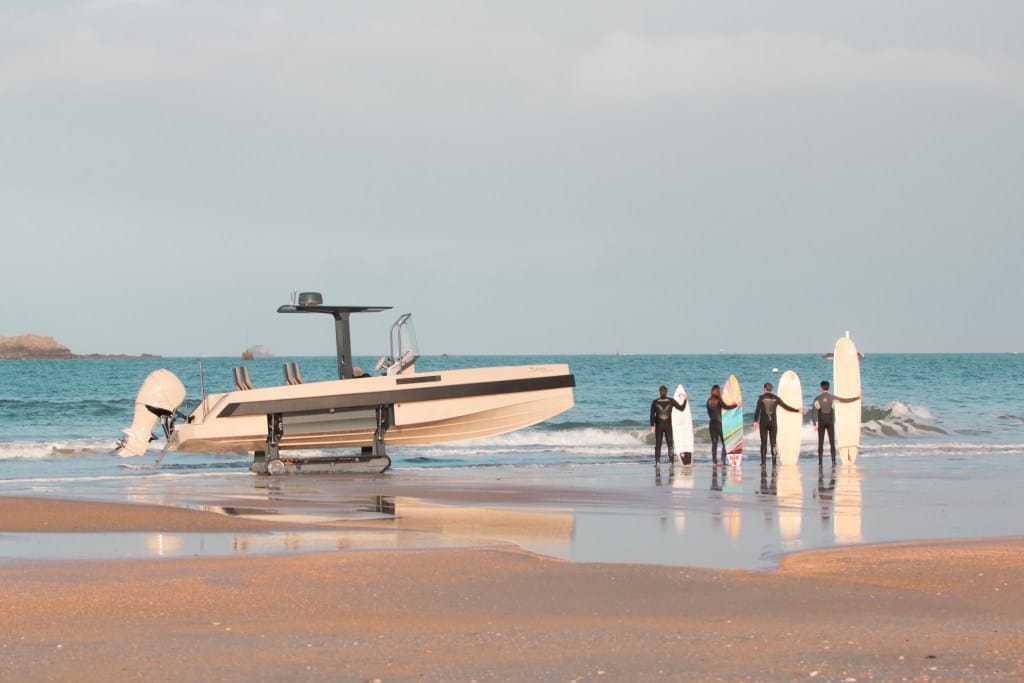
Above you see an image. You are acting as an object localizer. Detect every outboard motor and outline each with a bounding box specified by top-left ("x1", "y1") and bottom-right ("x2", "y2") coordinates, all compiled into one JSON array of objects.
[{"x1": 118, "y1": 369, "x2": 186, "y2": 456}]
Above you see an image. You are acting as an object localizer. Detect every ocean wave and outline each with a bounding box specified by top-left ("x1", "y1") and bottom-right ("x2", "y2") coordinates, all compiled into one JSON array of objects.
[
  {"x1": 862, "y1": 401, "x2": 946, "y2": 437},
  {"x1": 0, "y1": 438, "x2": 119, "y2": 460},
  {"x1": 860, "y1": 442, "x2": 1024, "y2": 458},
  {"x1": 0, "y1": 397, "x2": 130, "y2": 420},
  {"x1": 539, "y1": 419, "x2": 647, "y2": 430},
  {"x1": 464, "y1": 427, "x2": 644, "y2": 448}
]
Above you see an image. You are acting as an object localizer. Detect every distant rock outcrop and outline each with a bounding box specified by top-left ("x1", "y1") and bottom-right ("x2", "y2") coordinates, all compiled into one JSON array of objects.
[
  {"x1": 0, "y1": 334, "x2": 159, "y2": 360},
  {"x1": 0, "y1": 334, "x2": 74, "y2": 359}
]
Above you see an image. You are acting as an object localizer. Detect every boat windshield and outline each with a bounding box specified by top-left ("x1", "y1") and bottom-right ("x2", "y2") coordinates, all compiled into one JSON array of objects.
[{"x1": 383, "y1": 314, "x2": 419, "y2": 376}]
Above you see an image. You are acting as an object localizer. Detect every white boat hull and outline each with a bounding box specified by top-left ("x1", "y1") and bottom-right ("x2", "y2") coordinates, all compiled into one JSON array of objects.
[{"x1": 168, "y1": 364, "x2": 574, "y2": 454}]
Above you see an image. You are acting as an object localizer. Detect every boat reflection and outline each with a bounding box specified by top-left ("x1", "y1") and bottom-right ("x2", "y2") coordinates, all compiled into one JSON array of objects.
[{"x1": 385, "y1": 498, "x2": 575, "y2": 552}]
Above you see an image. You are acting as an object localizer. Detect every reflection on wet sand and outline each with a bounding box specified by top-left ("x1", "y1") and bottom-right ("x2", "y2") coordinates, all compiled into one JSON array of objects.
[
  {"x1": 0, "y1": 528, "x2": 451, "y2": 562},
  {"x1": 814, "y1": 464, "x2": 837, "y2": 529},
  {"x1": 145, "y1": 533, "x2": 183, "y2": 556},
  {"x1": 776, "y1": 465, "x2": 803, "y2": 541},
  {"x1": 834, "y1": 463, "x2": 863, "y2": 543},
  {"x1": 722, "y1": 467, "x2": 743, "y2": 540},
  {"x1": 756, "y1": 465, "x2": 777, "y2": 496},
  {"x1": 382, "y1": 498, "x2": 576, "y2": 551},
  {"x1": 671, "y1": 465, "x2": 694, "y2": 533},
  {"x1": 671, "y1": 465, "x2": 696, "y2": 490},
  {"x1": 205, "y1": 495, "x2": 396, "y2": 526}
]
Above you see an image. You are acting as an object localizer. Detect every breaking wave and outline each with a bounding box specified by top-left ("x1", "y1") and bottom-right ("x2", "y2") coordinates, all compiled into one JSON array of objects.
[
  {"x1": 862, "y1": 402, "x2": 947, "y2": 437},
  {"x1": 0, "y1": 438, "x2": 118, "y2": 460}
]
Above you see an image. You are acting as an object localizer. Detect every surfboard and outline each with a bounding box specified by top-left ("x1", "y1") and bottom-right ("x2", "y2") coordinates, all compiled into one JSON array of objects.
[
  {"x1": 671, "y1": 384, "x2": 694, "y2": 466},
  {"x1": 776, "y1": 370, "x2": 803, "y2": 465},
  {"x1": 833, "y1": 332, "x2": 863, "y2": 464},
  {"x1": 721, "y1": 375, "x2": 743, "y2": 467}
]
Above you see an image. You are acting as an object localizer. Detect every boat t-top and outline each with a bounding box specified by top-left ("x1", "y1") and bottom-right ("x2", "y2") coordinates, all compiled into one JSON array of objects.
[{"x1": 118, "y1": 292, "x2": 576, "y2": 474}]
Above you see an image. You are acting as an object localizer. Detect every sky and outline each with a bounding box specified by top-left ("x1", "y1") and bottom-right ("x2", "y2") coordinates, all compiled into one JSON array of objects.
[{"x1": 1, "y1": 1, "x2": 1022, "y2": 356}]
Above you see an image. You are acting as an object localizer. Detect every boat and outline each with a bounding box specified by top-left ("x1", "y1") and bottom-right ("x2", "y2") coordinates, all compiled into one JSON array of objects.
[
  {"x1": 241, "y1": 344, "x2": 270, "y2": 360},
  {"x1": 117, "y1": 292, "x2": 576, "y2": 474}
]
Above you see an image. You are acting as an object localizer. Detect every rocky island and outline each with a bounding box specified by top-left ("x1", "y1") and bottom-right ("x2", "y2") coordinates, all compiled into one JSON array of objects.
[{"x1": 0, "y1": 334, "x2": 159, "y2": 360}]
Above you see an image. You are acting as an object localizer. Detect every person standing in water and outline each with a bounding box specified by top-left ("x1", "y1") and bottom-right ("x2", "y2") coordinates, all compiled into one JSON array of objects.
[
  {"x1": 812, "y1": 380, "x2": 861, "y2": 464},
  {"x1": 706, "y1": 385, "x2": 739, "y2": 467},
  {"x1": 752, "y1": 382, "x2": 802, "y2": 465},
  {"x1": 650, "y1": 385, "x2": 687, "y2": 468}
]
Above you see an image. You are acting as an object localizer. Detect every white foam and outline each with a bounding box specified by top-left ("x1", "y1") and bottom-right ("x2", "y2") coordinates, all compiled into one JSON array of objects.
[
  {"x1": 0, "y1": 438, "x2": 118, "y2": 460},
  {"x1": 463, "y1": 427, "x2": 645, "y2": 449},
  {"x1": 888, "y1": 401, "x2": 936, "y2": 420}
]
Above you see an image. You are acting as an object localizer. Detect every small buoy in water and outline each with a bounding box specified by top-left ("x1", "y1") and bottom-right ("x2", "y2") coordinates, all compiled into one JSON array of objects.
[{"x1": 772, "y1": 367, "x2": 779, "y2": 373}]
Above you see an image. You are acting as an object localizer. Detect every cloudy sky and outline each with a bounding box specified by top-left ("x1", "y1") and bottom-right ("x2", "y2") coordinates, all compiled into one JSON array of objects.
[{"x1": 2, "y1": 1, "x2": 1022, "y2": 355}]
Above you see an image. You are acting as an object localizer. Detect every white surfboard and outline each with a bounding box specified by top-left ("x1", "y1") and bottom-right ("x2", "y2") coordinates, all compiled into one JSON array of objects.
[
  {"x1": 671, "y1": 384, "x2": 694, "y2": 465},
  {"x1": 776, "y1": 370, "x2": 803, "y2": 465},
  {"x1": 833, "y1": 332, "x2": 863, "y2": 463}
]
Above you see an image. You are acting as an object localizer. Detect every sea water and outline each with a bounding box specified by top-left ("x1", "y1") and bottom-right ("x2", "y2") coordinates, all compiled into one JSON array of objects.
[
  {"x1": 1, "y1": 353, "x2": 1022, "y2": 480},
  {"x1": 2, "y1": 354, "x2": 1023, "y2": 567}
]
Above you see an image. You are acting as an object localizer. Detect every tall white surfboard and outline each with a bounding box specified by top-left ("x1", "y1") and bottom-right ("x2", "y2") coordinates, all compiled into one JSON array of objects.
[
  {"x1": 671, "y1": 384, "x2": 694, "y2": 465},
  {"x1": 833, "y1": 332, "x2": 862, "y2": 464},
  {"x1": 776, "y1": 370, "x2": 803, "y2": 466}
]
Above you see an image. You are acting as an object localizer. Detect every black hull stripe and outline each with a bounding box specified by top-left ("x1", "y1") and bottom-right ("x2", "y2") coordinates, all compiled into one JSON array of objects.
[{"x1": 217, "y1": 374, "x2": 576, "y2": 418}]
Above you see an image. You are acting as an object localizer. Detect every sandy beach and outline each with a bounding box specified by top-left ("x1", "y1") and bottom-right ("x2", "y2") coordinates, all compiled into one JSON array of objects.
[{"x1": 2, "y1": 495, "x2": 1022, "y2": 682}]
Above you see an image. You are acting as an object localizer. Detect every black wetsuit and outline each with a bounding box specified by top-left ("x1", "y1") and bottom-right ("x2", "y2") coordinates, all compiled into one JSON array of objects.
[
  {"x1": 650, "y1": 396, "x2": 687, "y2": 465},
  {"x1": 706, "y1": 396, "x2": 737, "y2": 464},
  {"x1": 752, "y1": 392, "x2": 800, "y2": 463},
  {"x1": 813, "y1": 391, "x2": 858, "y2": 462}
]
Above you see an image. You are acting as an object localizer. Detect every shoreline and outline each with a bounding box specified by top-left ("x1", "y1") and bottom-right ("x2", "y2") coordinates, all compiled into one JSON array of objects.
[{"x1": 1, "y1": 493, "x2": 1022, "y2": 681}]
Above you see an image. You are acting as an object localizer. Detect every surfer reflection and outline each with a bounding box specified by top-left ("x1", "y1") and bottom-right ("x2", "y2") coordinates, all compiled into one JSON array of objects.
[
  {"x1": 706, "y1": 385, "x2": 739, "y2": 467},
  {"x1": 834, "y1": 463, "x2": 863, "y2": 544},
  {"x1": 813, "y1": 464, "x2": 837, "y2": 526},
  {"x1": 710, "y1": 467, "x2": 724, "y2": 492},
  {"x1": 756, "y1": 463, "x2": 778, "y2": 496}
]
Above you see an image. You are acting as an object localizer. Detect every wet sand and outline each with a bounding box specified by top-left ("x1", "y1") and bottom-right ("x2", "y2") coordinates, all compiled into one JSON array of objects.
[{"x1": 1, "y1": 497, "x2": 1023, "y2": 682}]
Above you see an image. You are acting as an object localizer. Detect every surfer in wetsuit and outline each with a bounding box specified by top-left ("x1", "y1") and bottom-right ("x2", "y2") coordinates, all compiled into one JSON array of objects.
[
  {"x1": 650, "y1": 386, "x2": 687, "y2": 468},
  {"x1": 706, "y1": 385, "x2": 739, "y2": 467},
  {"x1": 752, "y1": 382, "x2": 801, "y2": 465},
  {"x1": 812, "y1": 380, "x2": 862, "y2": 464}
]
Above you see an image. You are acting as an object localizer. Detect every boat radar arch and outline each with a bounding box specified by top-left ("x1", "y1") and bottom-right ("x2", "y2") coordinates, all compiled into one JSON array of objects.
[{"x1": 276, "y1": 292, "x2": 392, "y2": 380}]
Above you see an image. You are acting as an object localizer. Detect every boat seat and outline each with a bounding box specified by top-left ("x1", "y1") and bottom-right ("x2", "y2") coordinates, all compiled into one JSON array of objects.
[
  {"x1": 283, "y1": 362, "x2": 305, "y2": 385},
  {"x1": 233, "y1": 366, "x2": 255, "y2": 391}
]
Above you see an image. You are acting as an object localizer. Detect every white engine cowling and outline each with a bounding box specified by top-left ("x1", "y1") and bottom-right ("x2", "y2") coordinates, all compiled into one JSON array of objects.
[{"x1": 118, "y1": 369, "x2": 187, "y2": 456}]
